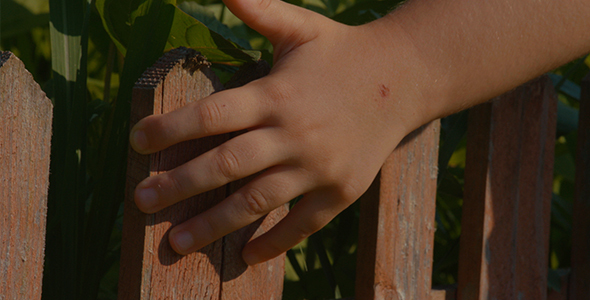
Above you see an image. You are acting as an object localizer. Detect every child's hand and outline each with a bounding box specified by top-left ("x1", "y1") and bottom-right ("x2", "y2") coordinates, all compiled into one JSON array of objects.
[{"x1": 130, "y1": 0, "x2": 430, "y2": 265}]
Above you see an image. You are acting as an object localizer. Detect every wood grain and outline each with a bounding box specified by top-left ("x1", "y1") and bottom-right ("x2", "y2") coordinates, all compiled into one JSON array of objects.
[
  {"x1": 569, "y1": 73, "x2": 590, "y2": 300},
  {"x1": 119, "y1": 48, "x2": 285, "y2": 299},
  {"x1": 356, "y1": 121, "x2": 440, "y2": 300},
  {"x1": 457, "y1": 76, "x2": 557, "y2": 300},
  {"x1": 0, "y1": 51, "x2": 53, "y2": 300}
]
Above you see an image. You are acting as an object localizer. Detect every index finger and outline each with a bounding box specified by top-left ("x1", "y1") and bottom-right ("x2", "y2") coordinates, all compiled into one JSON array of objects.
[{"x1": 130, "y1": 83, "x2": 271, "y2": 154}]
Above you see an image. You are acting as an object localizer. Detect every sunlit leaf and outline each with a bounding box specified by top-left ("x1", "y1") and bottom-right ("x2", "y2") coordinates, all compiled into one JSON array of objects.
[
  {"x1": 166, "y1": 7, "x2": 257, "y2": 65},
  {"x1": 95, "y1": 0, "x2": 256, "y2": 65},
  {"x1": 438, "y1": 111, "x2": 468, "y2": 185},
  {"x1": 177, "y1": 1, "x2": 251, "y2": 49}
]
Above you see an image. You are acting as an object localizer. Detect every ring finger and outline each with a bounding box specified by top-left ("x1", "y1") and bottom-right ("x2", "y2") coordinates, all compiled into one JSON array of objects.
[{"x1": 168, "y1": 166, "x2": 312, "y2": 254}]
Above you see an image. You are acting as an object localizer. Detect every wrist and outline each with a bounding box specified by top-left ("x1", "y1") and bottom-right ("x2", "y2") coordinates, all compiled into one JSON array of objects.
[{"x1": 360, "y1": 14, "x2": 452, "y2": 134}]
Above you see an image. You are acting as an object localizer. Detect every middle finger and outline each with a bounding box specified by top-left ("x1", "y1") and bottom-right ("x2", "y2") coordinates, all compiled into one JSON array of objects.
[{"x1": 134, "y1": 127, "x2": 291, "y2": 213}]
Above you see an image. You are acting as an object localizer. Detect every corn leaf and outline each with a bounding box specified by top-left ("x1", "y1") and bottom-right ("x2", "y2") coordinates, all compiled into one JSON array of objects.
[
  {"x1": 45, "y1": 0, "x2": 89, "y2": 298},
  {"x1": 81, "y1": 1, "x2": 178, "y2": 298}
]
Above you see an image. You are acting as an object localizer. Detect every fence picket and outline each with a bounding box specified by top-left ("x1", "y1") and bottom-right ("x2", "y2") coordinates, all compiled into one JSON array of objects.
[
  {"x1": 458, "y1": 76, "x2": 557, "y2": 300},
  {"x1": 0, "y1": 51, "x2": 53, "y2": 300},
  {"x1": 356, "y1": 121, "x2": 440, "y2": 300}
]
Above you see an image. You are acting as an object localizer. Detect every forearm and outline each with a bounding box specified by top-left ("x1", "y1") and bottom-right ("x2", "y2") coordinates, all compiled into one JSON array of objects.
[{"x1": 374, "y1": 0, "x2": 590, "y2": 122}]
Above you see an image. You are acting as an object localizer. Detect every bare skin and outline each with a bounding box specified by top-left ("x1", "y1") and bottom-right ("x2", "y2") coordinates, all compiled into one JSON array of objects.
[{"x1": 129, "y1": 0, "x2": 590, "y2": 265}]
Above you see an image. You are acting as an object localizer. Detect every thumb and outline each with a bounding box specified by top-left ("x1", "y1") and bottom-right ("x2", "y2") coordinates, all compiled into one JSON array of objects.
[{"x1": 223, "y1": 0, "x2": 320, "y2": 45}]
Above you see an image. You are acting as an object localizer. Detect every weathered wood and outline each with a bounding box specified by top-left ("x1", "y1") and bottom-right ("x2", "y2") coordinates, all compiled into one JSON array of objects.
[
  {"x1": 457, "y1": 76, "x2": 557, "y2": 300},
  {"x1": 119, "y1": 48, "x2": 285, "y2": 299},
  {"x1": 0, "y1": 51, "x2": 53, "y2": 299},
  {"x1": 356, "y1": 121, "x2": 440, "y2": 300},
  {"x1": 569, "y1": 73, "x2": 590, "y2": 300}
]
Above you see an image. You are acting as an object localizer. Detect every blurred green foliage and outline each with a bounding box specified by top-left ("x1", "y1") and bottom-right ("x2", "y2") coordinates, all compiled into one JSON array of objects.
[{"x1": 1, "y1": 0, "x2": 587, "y2": 299}]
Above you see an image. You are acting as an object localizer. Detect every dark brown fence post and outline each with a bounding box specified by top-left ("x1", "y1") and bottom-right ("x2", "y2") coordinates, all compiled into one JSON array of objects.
[
  {"x1": 356, "y1": 120, "x2": 440, "y2": 300},
  {"x1": 119, "y1": 48, "x2": 286, "y2": 300},
  {"x1": 457, "y1": 76, "x2": 557, "y2": 300},
  {"x1": 569, "y1": 73, "x2": 590, "y2": 300},
  {"x1": 0, "y1": 51, "x2": 53, "y2": 299}
]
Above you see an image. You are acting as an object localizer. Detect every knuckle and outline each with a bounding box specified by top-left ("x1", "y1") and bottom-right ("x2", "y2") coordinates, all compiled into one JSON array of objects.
[
  {"x1": 197, "y1": 214, "x2": 218, "y2": 243},
  {"x1": 214, "y1": 147, "x2": 241, "y2": 181},
  {"x1": 261, "y1": 78, "x2": 296, "y2": 106},
  {"x1": 262, "y1": 240, "x2": 286, "y2": 258},
  {"x1": 339, "y1": 180, "x2": 364, "y2": 202},
  {"x1": 256, "y1": 0, "x2": 273, "y2": 13},
  {"x1": 292, "y1": 221, "x2": 319, "y2": 241},
  {"x1": 161, "y1": 171, "x2": 186, "y2": 198},
  {"x1": 239, "y1": 187, "x2": 271, "y2": 216},
  {"x1": 309, "y1": 158, "x2": 342, "y2": 185},
  {"x1": 197, "y1": 101, "x2": 224, "y2": 134}
]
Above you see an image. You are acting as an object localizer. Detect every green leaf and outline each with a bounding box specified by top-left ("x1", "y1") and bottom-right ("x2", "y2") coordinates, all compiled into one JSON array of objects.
[
  {"x1": 551, "y1": 193, "x2": 572, "y2": 233},
  {"x1": 166, "y1": 7, "x2": 257, "y2": 65},
  {"x1": 309, "y1": 231, "x2": 340, "y2": 299},
  {"x1": 177, "y1": 1, "x2": 252, "y2": 49},
  {"x1": 94, "y1": 0, "x2": 132, "y2": 55},
  {"x1": 438, "y1": 110, "x2": 469, "y2": 186},
  {"x1": 82, "y1": 1, "x2": 178, "y2": 299},
  {"x1": 45, "y1": 0, "x2": 90, "y2": 298},
  {"x1": 304, "y1": 4, "x2": 328, "y2": 16},
  {"x1": 556, "y1": 100, "x2": 579, "y2": 137},
  {"x1": 549, "y1": 73, "x2": 581, "y2": 100},
  {"x1": 321, "y1": 0, "x2": 340, "y2": 16},
  {"x1": 87, "y1": 98, "x2": 111, "y2": 123},
  {"x1": 1, "y1": 0, "x2": 49, "y2": 39},
  {"x1": 554, "y1": 150, "x2": 576, "y2": 182},
  {"x1": 95, "y1": 0, "x2": 256, "y2": 65},
  {"x1": 284, "y1": 0, "x2": 303, "y2": 6},
  {"x1": 332, "y1": 0, "x2": 402, "y2": 25}
]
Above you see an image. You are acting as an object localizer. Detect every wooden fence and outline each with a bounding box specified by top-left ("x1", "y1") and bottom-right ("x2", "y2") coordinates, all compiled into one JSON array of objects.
[
  {"x1": 1, "y1": 48, "x2": 589, "y2": 299},
  {"x1": 0, "y1": 51, "x2": 53, "y2": 299}
]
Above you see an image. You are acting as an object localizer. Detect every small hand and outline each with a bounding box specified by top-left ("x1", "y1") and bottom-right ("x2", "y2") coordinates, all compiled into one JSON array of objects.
[{"x1": 130, "y1": 0, "x2": 426, "y2": 265}]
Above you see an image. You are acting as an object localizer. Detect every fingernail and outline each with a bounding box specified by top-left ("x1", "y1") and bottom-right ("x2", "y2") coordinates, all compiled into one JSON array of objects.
[
  {"x1": 131, "y1": 129, "x2": 148, "y2": 152},
  {"x1": 172, "y1": 230, "x2": 194, "y2": 254},
  {"x1": 242, "y1": 250, "x2": 261, "y2": 266},
  {"x1": 136, "y1": 187, "x2": 158, "y2": 210}
]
